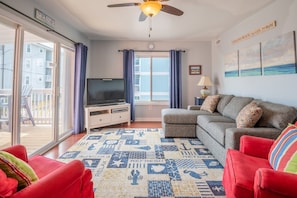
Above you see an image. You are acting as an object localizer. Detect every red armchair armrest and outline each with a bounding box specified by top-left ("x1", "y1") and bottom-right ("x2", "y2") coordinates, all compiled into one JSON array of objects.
[
  {"x1": 240, "y1": 135, "x2": 274, "y2": 159},
  {"x1": 2, "y1": 145, "x2": 29, "y2": 163},
  {"x1": 254, "y1": 168, "x2": 297, "y2": 198},
  {"x1": 11, "y1": 160, "x2": 85, "y2": 198}
]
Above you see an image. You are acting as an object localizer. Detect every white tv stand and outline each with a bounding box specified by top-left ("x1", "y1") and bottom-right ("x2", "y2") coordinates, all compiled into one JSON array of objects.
[{"x1": 84, "y1": 103, "x2": 130, "y2": 133}]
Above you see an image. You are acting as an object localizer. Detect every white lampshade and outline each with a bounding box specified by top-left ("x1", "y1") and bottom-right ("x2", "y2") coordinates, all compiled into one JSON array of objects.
[{"x1": 197, "y1": 76, "x2": 213, "y2": 98}]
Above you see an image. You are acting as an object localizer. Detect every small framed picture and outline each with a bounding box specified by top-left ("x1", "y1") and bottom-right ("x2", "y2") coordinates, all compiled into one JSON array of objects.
[{"x1": 189, "y1": 65, "x2": 202, "y2": 75}]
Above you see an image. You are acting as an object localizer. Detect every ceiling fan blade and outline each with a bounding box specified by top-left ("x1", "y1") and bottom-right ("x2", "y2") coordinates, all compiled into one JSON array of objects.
[
  {"x1": 139, "y1": 12, "x2": 148, "y2": 22},
  {"x1": 107, "y1": 3, "x2": 140, "y2": 7},
  {"x1": 143, "y1": 0, "x2": 169, "y2": 1},
  {"x1": 161, "y1": 4, "x2": 183, "y2": 16}
]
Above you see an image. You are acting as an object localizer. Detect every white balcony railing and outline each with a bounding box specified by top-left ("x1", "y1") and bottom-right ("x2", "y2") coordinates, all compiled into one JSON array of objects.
[{"x1": 0, "y1": 88, "x2": 53, "y2": 125}]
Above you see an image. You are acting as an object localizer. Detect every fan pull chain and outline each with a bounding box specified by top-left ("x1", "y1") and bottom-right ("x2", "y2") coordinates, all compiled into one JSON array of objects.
[{"x1": 148, "y1": 16, "x2": 152, "y2": 38}]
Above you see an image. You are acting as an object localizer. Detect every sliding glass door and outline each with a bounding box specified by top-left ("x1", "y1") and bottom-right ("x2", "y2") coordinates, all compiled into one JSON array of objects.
[
  {"x1": 0, "y1": 21, "x2": 16, "y2": 148},
  {"x1": 20, "y1": 31, "x2": 56, "y2": 154},
  {"x1": 58, "y1": 46, "x2": 75, "y2": 137},
  {"x1": 0, "y1": 14, "x2": 75, "y2": 155}
]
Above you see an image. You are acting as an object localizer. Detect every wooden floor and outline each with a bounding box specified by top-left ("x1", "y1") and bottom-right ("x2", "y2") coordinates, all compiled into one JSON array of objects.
[{"x1": 43, "y1": 122, "x2": 162, "y2": 159}]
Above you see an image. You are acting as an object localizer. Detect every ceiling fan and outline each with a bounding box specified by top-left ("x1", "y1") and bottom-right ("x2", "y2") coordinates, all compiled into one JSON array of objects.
[{"x1": 107, "y1": 0, "x2": 184, "y2": 22}]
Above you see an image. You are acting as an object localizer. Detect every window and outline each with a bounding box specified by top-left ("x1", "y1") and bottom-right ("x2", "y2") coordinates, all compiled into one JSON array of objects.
[
  {"x1": 26, "y1": 44, "x2": 30, "y2": 53},
  {"x1": 134, "y1": 52, "x2": 170, "y2": 102}
]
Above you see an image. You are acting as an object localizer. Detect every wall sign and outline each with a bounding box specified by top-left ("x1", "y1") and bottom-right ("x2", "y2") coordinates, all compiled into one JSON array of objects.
[
  {"x1": 232, "y1": 20, "x2": 276, "y2": 44},
  {"x1": 34, "y1": 8, "x2": 55, "y2": 28}
]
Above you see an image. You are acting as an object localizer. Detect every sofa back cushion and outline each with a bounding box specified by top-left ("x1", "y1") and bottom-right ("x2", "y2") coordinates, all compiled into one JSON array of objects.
[
  {"x1": 217, "y1": 95, "x2": 234, "y2": 114},
  {"x1": 222, "y1": 96, "x2": 254, "y2": 120},
  {"x1": 256, "y1": 101, "x2": 297, "y2": 130},
  {"x1": 268, "y1": 124, "x2": 297, "y2": 173}
]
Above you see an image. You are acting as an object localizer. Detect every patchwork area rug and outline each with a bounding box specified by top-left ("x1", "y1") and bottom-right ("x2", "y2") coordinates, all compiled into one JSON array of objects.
[{"x1": 58, "y1": 128, "x2": 226, "y2": 198}]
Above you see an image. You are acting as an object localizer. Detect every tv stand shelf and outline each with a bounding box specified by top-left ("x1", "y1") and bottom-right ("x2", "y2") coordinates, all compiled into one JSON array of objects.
[{"x1": 85, "y1": 103, "x2": 130, "y2": 133}]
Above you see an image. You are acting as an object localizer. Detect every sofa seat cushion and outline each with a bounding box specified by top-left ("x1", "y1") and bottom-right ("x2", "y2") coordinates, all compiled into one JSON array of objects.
[
  {"x1": 28, "y1": 155, "x2": 65, "y2": 179},
  {"x1": 224, "y1": 149, "x2": 272, "y2": 198},
  {"x1": 198, "y1": 115, "x2": 235, "y2": 125},
  {"x1": 162, "y1": 108, "x2": 218, "y2": 124},
  {"x1": 199, "y1": 121, "x2": 236, "y2": 146}
]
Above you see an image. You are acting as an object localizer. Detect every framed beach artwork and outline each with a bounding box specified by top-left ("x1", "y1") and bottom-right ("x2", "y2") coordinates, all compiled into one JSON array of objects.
[
  {"x1": 261, "y1": 31, "x2": 297, "y2": 75},
  {"x1": 224, "y1": 51, "x2": 239, "y2": 77},
  {"x1": 239, "y1": 44, "x2": 261, "y2": 76}
]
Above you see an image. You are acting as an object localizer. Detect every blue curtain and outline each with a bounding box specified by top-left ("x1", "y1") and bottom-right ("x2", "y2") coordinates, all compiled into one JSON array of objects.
[
  {"x1": 73, "y1": 43, "x2": 88, "y2": 134},
  {"x1": 170, "y1": 50, "x2": 182, "y2": 108},
  {"x1": 123, "y1": 49, "x2": 135, "y2": 121}
]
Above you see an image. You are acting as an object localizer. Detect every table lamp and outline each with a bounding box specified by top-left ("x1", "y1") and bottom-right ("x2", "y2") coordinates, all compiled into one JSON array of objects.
[{"x1": 197, "y1": 76, "x2": 213, "y2": 98}]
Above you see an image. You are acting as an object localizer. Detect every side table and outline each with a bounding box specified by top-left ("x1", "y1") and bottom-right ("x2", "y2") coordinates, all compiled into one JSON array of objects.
[{"x1": 194, "y1": 97, "x2": 204, "y2": 105}]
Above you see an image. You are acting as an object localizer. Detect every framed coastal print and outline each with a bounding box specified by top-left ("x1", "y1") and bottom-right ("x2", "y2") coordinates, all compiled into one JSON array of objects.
[
  {"x1": 262, "y1": 31, "x2": 297, "y2": 75},
  {"x1": 239, "y1": 44, "x2": 261, "y2": 76},
  {"x1": 189, "y1": 65, "x2": 202, "y2": 75},
  {"x1": 224, "y1": 51, "x2": 239, "y2": 77}
]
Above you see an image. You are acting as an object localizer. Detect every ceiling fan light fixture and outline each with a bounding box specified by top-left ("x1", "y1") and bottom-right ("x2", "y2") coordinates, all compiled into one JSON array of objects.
[{"x1": 140, "y1": 1, "x2": 162, "y2": 17}]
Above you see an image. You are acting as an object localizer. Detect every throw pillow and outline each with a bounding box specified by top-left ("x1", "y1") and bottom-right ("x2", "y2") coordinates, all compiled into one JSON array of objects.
[
  {"x1": 0, "y1": 169, "x2": 18, "y2": 197},
  {"x1": 200, "y1": 95, "x2": 220, "y2": 113},
  {"x1": 236, "y1": 101, "x2": 263, "y2": 128},
  {"x1": 268, "y1": 124, "x2": 297, "y2": 173},
  {"x1": 0, "y1": 151, "x2": 38, "y2": 191}
]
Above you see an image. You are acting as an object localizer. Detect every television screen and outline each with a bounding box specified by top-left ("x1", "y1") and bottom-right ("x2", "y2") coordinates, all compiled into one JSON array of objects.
[{"x1": 87, "y1": 78, "x2": 125, "y2": 106}]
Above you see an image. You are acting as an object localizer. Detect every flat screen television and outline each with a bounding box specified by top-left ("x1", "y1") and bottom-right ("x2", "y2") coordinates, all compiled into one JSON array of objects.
[{"x1": 86, "y1": 78, "x2": 126, "y2": 106}]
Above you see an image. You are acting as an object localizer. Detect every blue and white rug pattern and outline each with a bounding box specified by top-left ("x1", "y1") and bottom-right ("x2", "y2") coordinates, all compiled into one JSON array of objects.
[{"x1": 58, "y1": 128, "x2": 225, "y2": 198}]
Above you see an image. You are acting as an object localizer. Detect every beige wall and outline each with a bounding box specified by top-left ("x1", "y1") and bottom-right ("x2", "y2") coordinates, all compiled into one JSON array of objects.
[
  {"x1": 89, "y1": 40, "x2": 212, "y2": 107},
  {"x1": 212, "y1": 0, "x2": 297, "y2": 107}
]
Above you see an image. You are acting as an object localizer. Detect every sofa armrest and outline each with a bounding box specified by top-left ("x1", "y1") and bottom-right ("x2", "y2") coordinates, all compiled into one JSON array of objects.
[
  {"x1": 240, "y1": 135, "x2": 274, "y2": 158},
  {"x1": 225, "y1": 127, "x2": 280, "y2": 150},
  {"x1": 254, "y1": 168, "x2": 297, "y2": 198},
  {"x1": 187, "y1": 105, "x2": 201, "y2": 110},
  {"x1": 11, "y1": 160, "x2": 86, "y2": 198},
  {"x1": 2, "y1": 145, "x2": 29, "y2": 163}
]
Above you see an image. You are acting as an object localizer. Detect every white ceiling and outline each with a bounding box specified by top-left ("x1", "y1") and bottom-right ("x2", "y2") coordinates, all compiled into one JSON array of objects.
[{"x1": 34, "y1": 0, "x2": 275, "y2": 41}]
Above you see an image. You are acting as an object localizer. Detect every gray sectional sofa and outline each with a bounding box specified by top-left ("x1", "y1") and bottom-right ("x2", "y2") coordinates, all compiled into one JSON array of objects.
[{"x1": 161, "y1": 94, "x2": 297, "y2": 165}]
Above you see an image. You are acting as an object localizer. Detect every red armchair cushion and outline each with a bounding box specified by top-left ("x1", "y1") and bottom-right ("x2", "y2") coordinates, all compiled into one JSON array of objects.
[
  {"x1": 254, "y1": 168, "x2": 297, "y2": 198},
  {"x1": 268, "y1": 124, "x2": 297, "y2": 173},
  {"x1": 223, "y1": 149, "x2": 272, "y2": 198},
  {"x1": 0, "y1": 169, "x2": 18, "y2": 197},
  {"x1": 28, "y1": 156, "x2": 65, "y2": 178}
]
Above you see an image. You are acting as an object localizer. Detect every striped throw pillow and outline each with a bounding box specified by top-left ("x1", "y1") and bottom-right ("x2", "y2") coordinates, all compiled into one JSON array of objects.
[
  {"x1": 268, "y1": 124, "x2": 297, "y2": 173},
  {"x1": 0, "y1": 151, "x2": 38, "y2": 191}
]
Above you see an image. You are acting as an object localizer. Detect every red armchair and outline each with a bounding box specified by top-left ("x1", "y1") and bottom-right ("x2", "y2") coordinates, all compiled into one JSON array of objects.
[
  {"x1": 223, "y1": 135, "x2": 297, "y2": 198},
  {"x1": 1, "y1": 145, "x2": 94, "y2": 198}
]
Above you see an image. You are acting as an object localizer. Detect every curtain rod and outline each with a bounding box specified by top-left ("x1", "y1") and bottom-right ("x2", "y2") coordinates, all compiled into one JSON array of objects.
[
  {"x1": 0, "y1": 2, "x2": 77, "y2": 44},
  {"x1": 118, "y1": 49, "x2": 186, "y2": 53}
]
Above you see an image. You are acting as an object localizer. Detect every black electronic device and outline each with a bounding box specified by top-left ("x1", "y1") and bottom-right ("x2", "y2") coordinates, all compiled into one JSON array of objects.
[{"x1": 86, "y1": 78, "x2": 126, "y2": 106}]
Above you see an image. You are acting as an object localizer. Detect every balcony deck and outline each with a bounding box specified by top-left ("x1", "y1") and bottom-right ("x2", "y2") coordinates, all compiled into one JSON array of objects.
[
  {"x1": 0, "y1": 88, "x2": 59, "y2": 154},
  {"x1": 0, "y1": 124, "x2": 53, "y2": 154}
]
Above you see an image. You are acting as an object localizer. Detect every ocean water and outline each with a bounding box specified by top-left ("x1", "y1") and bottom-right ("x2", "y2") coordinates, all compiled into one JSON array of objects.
[
  {"x1": 240, "y1": 68, "x2": 262, "y2": 77},
  {"x1": 225, "y1": 70, "x2": 239, "y2": 77},
  {"x1": 264, "y1": 63, "x2": 297, "y2": 75}
]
